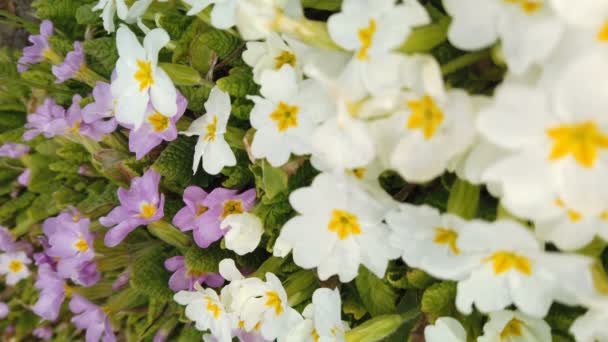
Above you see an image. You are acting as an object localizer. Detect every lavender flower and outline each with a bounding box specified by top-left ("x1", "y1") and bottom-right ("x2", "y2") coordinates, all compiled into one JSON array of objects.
[
  {"x1": 52, "y1": 41, "x2": 85, "y2": 83},
  {"x1": 67, "y1": 95, "x2": 114, "y2": 141},
  {"x1": 69, "y1": 294, "x2": 116, "y2": 342},
  {"x1": 33, "y1": 326, "x2": 53, "y2": 340},
  {"x1": 100, "y1": 169, "x2": 165, "y2": 247},
  {"x1": 0, "y1": 302, "x2": 8, "y2": 319},
  {"x1": 164, "y1": 256, "x2": 224, "y2": 292},
  {"x1": 0, "y1": 225, "x2": 31, "y2": 254},
  {"x1": 128, "y1": 92, "x2": 187, "y2": 159},
  {"x1": 17, "y1": 168, "x2": 31, "y2": 187},
  {"x1": 81, "y1": 82, "x2": 117, "y2": 136},
  {"x1": 17, "y1": 20, "x2": 54, "y2": 72},
  {"x1": 23, "y1": 98, "x2": 70, "y2": 140},
  {"x1": 173, "y1": 186, "x2": 256, "y2": 248},
  {"x1": 111, "y1": 269, "x2": 130, "y2": 291},
  {"x1": 32, "y1": 264, "x2": 66, "y2": 321},
  {"x1": 0, "y1": 143, "x2": 29, "y2": 158}
]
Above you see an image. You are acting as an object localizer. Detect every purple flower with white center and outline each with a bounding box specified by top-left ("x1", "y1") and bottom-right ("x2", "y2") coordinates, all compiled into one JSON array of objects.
[
  {"x1": 33, "y1": 326, "x2": 53, "y2": 340},
  {"x1": 67, "y1": 95, "x2": 114, "y2": 141},
  {"x1": 17, "y1": 20, "x2": 54, "y2": 72},
  {"x1": 173, "y1": 186, "x2": 256, "y2": 248},
  {"x1": 69, "y1": 294, "x2": 116, "y2": 342},
  {"x1": 0, "y1": 143, "x2": 29, "y2": 158},
  {"x1": 32, "y1": 263, "x2": 66, "y2": 321},
  {"x1": 128, "y1": 92, "x2": 187, "y2": 160},
  {"x1": 0, "y1": 302, "x2": 8, "y2": 319},
  {"x1": 164, "y1": 256, "x2": 224, "y2": 292},
  {"x1": 100, "y1": 169, "x2": 165, "y2": 247},
  {"x1": 81, "y1": 82, "x2": 118, "y2": 137},
  {"x1": 23, "y1": 98, "x2": 70, "y2": 141},
  {"x1": 17, "y1": 168, "x2": 31, "y2": 187},
  {"x1": 52, "y1": 41, "x2": 85, "y2": 83}
]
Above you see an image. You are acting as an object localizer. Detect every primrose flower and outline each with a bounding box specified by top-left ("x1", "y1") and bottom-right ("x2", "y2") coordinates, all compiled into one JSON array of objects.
[
  {"x1": 0, "y1": 225, "x2": 31, "y2": 253},
  {"x1": 100, "y1": 169, "x2": 165, "y2": 247},
  {"x1": 182, "y1": 0, "x2": 237, "y2": 28},
  {"x1": 17, "y1": 20, "x2": 57, "y2": 72},
  {"x1": 52, "y1": 41, "x2": 85, "y2": 83},
  {"x1": 182, "y1": 86, "x2": 236, "y2": 175},
  {"x1": 220, "y1": 212, "x2": 263, "y2": 255},
  {"x1": 173, "y1": 186, "x2": 256, "y2": 248},
  {"x1": 69, "y1": 294, "x2": 116, "y2": 342},
  {"x1": 32, "y1": 264, "x2": 67, "y2": 321},
  {"x1": 128, "y1": 91, "x2": 187, "y2": 159},
  {"x1": 0, "y1": 302, "x2": 8, "y2": 319},
  {"x1": 23, "y1": 98, "x2": 70, "y2": 141},
  {"x1": 0, "y1": 251, "x2": 31, "y2": 285},
  {"x1": 0, "y1": 143, "x2": 29, "y2": 158},
  {"x1": 478, "y1": 310, "x2": 551, "y2": 342},
  {"x1": 66, "y1": 95, "x2": 114, "y2": 142},
  {"x1": 164, "y1": 256, "x2": 224, "y2": 292},
  {"x1": 285, "y1": 288, "x2": 348, "y2": 342},
  {"x1": 570, "y1": 298, "x2": 608, "y2": 342},
  {"x1": 424, "y1": 317, "x2": 466, "y2": 342},
  {"x1": 17, "y1": 169, "x2": 31, "y2": 187},
  {"x1": 33, "y1": 327, "x2": 53, "y2": 341},
  {"x1": 81, "y1": 82, "x2": 118, "y2": 136},
  {"x1": 279, "y1": 172, "x2": 399, "y2": 282},
  {"x1": 111, "y1": 26, "x2": 177, "y2": 129},
  {"x1": 93, "y1": 0, "x2": 129, "y2": 33},
  {"x1": 175, "y1": 286, "x2": 235, "y2": 342}
]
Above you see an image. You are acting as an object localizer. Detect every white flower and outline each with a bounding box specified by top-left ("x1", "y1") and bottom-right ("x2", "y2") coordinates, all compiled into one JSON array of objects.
[
  {"x1": 92, "y1": 0, "x2": 129, "y2": 33},
  {"x1": 327, "y1": 0, "x2": 430, "y2": 94},
  {"x1": 182, "y1": 86, "x2": 236, "y2": 174},
  {"x1": 220, "y1": 213, "x2": 264, "y2": 255},
  {"x1": 111, "y1": 26, "x2": 177, "y2": 129},
  {"x1": 443, "y1": 0, "x2": 563, "y2": 74},
  {"x1": 478, "y1": 310, "x2": 551, "y2": 342},
  {"x1": 183, "y1": 0, "x2": 238, "y2": 29},
  {"x1": 278, "y1": 172, "x2": 399, "y2": 282},
  {"x1": 386, "y1": 204, "x2": 479, "y2": 281},
  {"x1": 477, "y1": 53, "x2": 608, "y2": 221},
  {"x1": 174, "y1": 287, "x2": 234, "y2": 342},
  {"x1": 0, "y1": 251, "x2": 31, "y2": 286},
  {"x1": 286, "y1": 288, "x2": 348, "y2": 342},
  {"x1": 455, "y1": 219, "x2": 596, "y2": 317},
  {"x1": 424, "y1": 317, "x2": 466, "y2": 342},
  {"x1": 248, "y1": 65, "x2": 330, "y2": 167},
  {"x1": 570, "y1": 298, "x2": 608, "y2": 342},
  {"x1": 236, "y1": 0, "x2": 302, "y2": 41}
]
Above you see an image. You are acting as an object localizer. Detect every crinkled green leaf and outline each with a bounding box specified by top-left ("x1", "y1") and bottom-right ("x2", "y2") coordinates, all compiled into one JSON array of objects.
[
  {"x1": 356, "y1": 266, "x2": 398, "y2": 317},
  {"x1": 184, "y1": 244, "x2": 232, "y2": 274},
  {"x1": 131, "y1": 247, "x2": 175, "y2": 301},
  {"x1": 152, "y1": 136, "x2": 196, "y2": 193},
  {"x1": 421, "y1": 281, "x2": 457, "y2": 321},
  {"x1": 216, "y1": 66, "x2": 258, "y2": 98},
  {"x1": 83, "y1": 37, "x2": 118, "y2": 77}
]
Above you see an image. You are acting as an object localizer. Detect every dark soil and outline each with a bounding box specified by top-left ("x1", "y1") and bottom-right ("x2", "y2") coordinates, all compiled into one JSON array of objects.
[{"x1": 0, "y1": 0, "x2": 35, "y2": 48}]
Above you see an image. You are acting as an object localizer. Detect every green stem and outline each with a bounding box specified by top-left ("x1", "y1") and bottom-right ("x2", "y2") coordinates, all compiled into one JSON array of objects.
[
  {"x1": 75, "y1": 65, "x2": 108, "y2": 87},
  {"x1": 447, "y1": 178, "x2": 480, "y2": 220},
  {"x1": 441, "y1": 50, "x2": 490, "y2": 76}
]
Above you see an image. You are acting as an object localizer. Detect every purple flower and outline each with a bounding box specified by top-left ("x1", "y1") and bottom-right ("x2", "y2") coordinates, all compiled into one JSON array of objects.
[
  {"x1": 33, "y1": 326, "x2": 53, "y2": 340},
  {"x1": 164, "y1": 256, "x2": 224, "y2": 292},
  {"x1": 173, "y1": 186, "x2": 256, "y2": 248},
  {"x1": 32, "y1": 264, "x2": 66, "y2": 321},
  {"x1": 23, "y1": 98, "x2": 70, "y2": 140},
  {"x1": 153, "y1": 329, "x2": 168, "y2": 342},
  {"x1": 17, "y1": 20, "x2": 54, "y2": 72},
  {"x1": 17, "y1": 168, "x2": 31, "y2": 187},
  {"x1": 69, "y1": 294, "x2": 116, "y2": 342},
  {"x1": 81, "y1": 82, "x2": 117, "y2": 137},
  {"x1": 100, "y1": 169, "x2": 165, "y2": 247},
  {"x1": 68, "y1": 95, "x2": 114, "y2": 141},
  {"x1": 111, "y1": 270, "x2": 130, "y2": 291},
  {"x1": 128, "y1": 92, "x2": 187, "y2": 159},
  {"x1": 52, "y1": 41, "x2": 85, "y2": 83},
  {"x1": 0, "y1": 225, "x2": 31, "y2": 254},
  {"x1": 0, "y1": 302, "x2": 8, "y2": 319},
  {"x1": 0, "y1": 143, "x2": 30, "y2": 158}
]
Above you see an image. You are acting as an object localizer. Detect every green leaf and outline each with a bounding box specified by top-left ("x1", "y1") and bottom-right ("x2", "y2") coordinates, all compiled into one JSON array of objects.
[
  {"x1": 32, "y1": 0, "x2": 81, "y2": 33},
  {"x1": 261, "y1": 160, "x2": 288, "y2": 200},
  {"x1": 398, "y1": 16, "x2": 450, "y2": 53},
  {"x1": 159, "y1": 63, "x2": 202, "y2": 86},
  {"x1": 0, "y1": 192, "x2": 36, "y2": 224},
  {"x1": 83, "y1": 37, "x2": 118, "y2": 77},
  {"x1": 152, "y1": 136, "x2": 196, "y2": 193},
  {"x1": 421, "y1": 281, "x2": 457, "y2": 321},
  {"x1": 231, "y1": 98, "x2": 253, "y2": 121},
  {"x1": 157, "y1": 11, "x2": 193, "y2": 40},
  {"x1": 216, "y1": 66, "x2": 258, "y2": 98},
  {"x1": 406, "y1": 268, "x2": 436, "y2": 289},
  {"x1": 75, "y1": 3, "x2": 100, "y2": 25},
  {"x1": 355, "y1": 266, "x2": 398, "y2": 317},
  {"x1": 302, "y1": 0, "x2": 342, "y2": 10},
  {"x1": 197, "y1": 29, "x2": 242, "y2": 60},
  {"x1": 447, "y1": 178, "x2": 480, "y2": 220},
  {"x1": 184, "y1": 244, "x2": 232, "y2": 273},
  {"x1": 131, "y1": 247, "x2": 175, "y2": 301},
  {"x1": 345, "y1": 314, "x2": 410, "y2": 342},
  {"x1": 178, "y1": 85, "x2": 212, "y2": 112}
]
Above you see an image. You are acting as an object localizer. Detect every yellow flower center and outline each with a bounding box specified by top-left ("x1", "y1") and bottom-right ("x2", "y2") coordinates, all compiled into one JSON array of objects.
[
  {"x1": 406, "y1": 95, "x2": 444, "y2": 139},
  {"x1": 204, "y1": 115, "x2": 218, "y2": 142},
  {"x1": 134, "y1": 59, "x2": 154, "y2": 92},
  {"x1": 265, "y1": 291, "x2": 283, "y2": 316},
  {"x1": 433, "y1": 227, "x2": 460, "y2": 254},
  {"x1": 311, "y1": 329, "x2": 320, "y2": 342},
  {"x1": 74, "y1": 238, "x2": 89, "y2": 252},
  {"x1": 270, "y1": 102, "x2": 299, "y2": 132},
  {"x1": 8, "y1": 260, "x2": 23, "y2": 273},
  {"x1": 196, "y1": 204, "x2": 209, "y2": 217},
  {"x1": 274, "y1": 50, "x2": 297, "y2": 69},
  {"x1": 504, "y1": 0, "x2": 543, "y2": 14},
  {"x1": 601, "y1": 211, "x2": 608, "y2": 221},
  {"x1": 351, "y1": 168, "x2": 366, "y2": 179},
  {"x1": 598, "y1": 22, "x2": 608, "y2": 41},
  {"x1": 500, "y1": 318, "x2": 524, "y2": 339},
  {"x1": 64, "y1": 284, "x2": 74, "y2": 297},
  {"x1": 484, "y1": 251, "x2": 532, "y2": 276},
  {"x1": 204, "y1": 296, "x2": 221, "y2": 319},
  {"x1": 139, "y1": 203, "x2": 157, "y2": 220},
  {"x1": 357, "y1": 19, "x2": 377, "y2": 60},
  {"x1": 328, "y1": 209, "x2": 362, "y2": 240},
  {"x1": 70, "y1": 120, "x2": 81, "y2": 133},
  {"x1": 238, "y1": 320, "x2": 246, "y2": 329},
  {"x1": 554, "y1": 199, "x2": 582, "y2": 222},
  {"x1": 148, "y1": 112, "x2": 170, "y2": 132},
  {"x1": 72, "y1": 213, "x2": 81, "y2": 222},
  {"x1": 221, "y1": 200, "x2": 244, "y2": 218},
  {"x1": 547, "y1": 121, "x2": 608, "y2": 168}
]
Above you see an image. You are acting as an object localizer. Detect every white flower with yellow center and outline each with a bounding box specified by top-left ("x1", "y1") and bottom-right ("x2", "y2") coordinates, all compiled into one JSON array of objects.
[
  {"x1": 443, "y1": 0, "x2": 563, "y2": 74},
  {"x1": 111, "y1": 25, "x2": 177, "y2": 129},
  {"x1": 327, "y1": 0, "x2": 430, "y2": 95},
  {"x1": 477, "y1": 54, "x2": 608, "y2": 221},
  {"x1": 174, "y1": 286, "x2": 235, "y2": 342},
  {"x1": 182, "y1": 86, "x2": 236, "y2": 174},
  {"x1": 478, "y1": 310, "x2": 551, "y2": 342},
  {"x1": 248, "y1": 65, "x2": 330, "y2": 167},
  {"x1": 549, "y1": 0, "x2": 608, "y2": 43},
  {"x1": 424, "y1": 317, "x2": 467, "y2": 342},
  {"x1": 455, "y1": 219, "x2": 595, "y2": 318},
  {"x1": 220, "y1": 213, "x2": 264, "y2": 255},
  {"x1": 92, "y1": 0, "x2": 129, "y2": 33},
  {"x1": 386, "y1": 204, "x2": 479, "y2": 281},
  {"x1": 0, "y1": 251, "x2": 31, "y2": 286},
  {"x1": 285, "y1": 288, "x2": 349, "y2": 342},
  {"x1": 278, "y1": 172, "x2": 399, "y2": 282}
]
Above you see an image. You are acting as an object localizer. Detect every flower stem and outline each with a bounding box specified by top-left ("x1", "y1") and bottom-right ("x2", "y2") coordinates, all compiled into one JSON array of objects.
[
  {"x1": 447, "y1": 178, "x2": 480, "y2": 220},
  {"x1": 441, "y1": 50, "x2": 490, "y2": 76}
]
